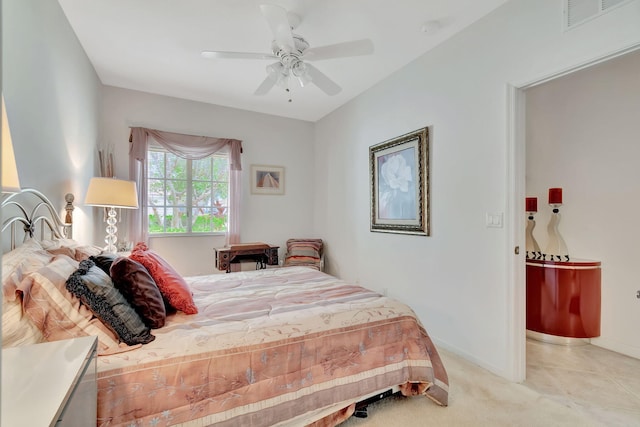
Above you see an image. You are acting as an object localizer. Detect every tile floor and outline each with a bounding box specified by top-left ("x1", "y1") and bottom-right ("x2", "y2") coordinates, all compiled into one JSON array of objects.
[{"x1": 524, "y1": 338, "x2": 640, "y2": 426}]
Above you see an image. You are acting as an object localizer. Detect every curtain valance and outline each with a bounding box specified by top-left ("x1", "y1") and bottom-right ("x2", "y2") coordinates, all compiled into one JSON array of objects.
[{"x1": 130, "y1": 127, "x2": 242, "y2": 170}]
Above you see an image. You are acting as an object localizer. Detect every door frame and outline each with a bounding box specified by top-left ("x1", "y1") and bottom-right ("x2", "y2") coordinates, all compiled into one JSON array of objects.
[{"x1": 506, "y1": 43, "x2": 640, "y2": 382}]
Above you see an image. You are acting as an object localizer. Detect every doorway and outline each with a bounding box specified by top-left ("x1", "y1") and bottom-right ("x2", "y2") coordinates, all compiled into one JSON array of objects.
[{"x1": 509, "y1": 45, "x2": 640, "y2": 382}]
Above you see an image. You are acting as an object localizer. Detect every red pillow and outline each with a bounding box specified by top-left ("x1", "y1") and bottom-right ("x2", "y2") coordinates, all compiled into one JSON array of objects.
[{"x1": 129, "y1": 243, "x2": 198, "y2": 314}]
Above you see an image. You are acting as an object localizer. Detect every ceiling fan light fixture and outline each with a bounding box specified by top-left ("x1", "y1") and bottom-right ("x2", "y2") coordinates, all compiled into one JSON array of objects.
[
  {"x1": 296, "y1": 73, "x2": 311, "y2": 88},
  {"x1": 291, "y1": 61, "x2": 311, "y2": 87},
  {"x1": 204, "y1": 4, "x2": 372, "y2": 97},
  {"x1": 263, "y1": 62, "x2": 287, "y2": 90},
  {"x1": 266, "y1": 62, "x2": 282, "y2": 78}
]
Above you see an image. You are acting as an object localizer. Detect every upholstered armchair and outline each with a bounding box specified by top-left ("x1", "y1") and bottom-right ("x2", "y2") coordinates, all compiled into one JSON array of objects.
[{"x1": 283, "y1": 238, "x2": 324, "y2": 271}]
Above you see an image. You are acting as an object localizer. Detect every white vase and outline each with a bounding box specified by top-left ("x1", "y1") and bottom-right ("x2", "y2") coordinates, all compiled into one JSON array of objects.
[
  {"x1": 545, "y1": 205, "x2": 569, "y2": 261},
  {"x1": 525, "y1": 213, "x2": 541, "y2": 260}
]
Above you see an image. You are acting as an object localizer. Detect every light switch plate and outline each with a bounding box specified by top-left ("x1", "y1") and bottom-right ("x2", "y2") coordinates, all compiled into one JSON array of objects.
[{"x1": 486, "y1": 212, "x2": 503, "y2": 228}]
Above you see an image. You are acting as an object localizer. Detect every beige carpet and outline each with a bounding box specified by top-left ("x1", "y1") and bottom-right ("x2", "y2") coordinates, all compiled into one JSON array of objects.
[{"x1": 340, "y1": 348, "x2": 600, "y2": 427}]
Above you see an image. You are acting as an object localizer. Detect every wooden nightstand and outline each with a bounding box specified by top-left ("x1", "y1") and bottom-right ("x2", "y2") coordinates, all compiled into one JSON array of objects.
[{"x1": 1, "y1": 336, "x2": 98, "y2": 426}]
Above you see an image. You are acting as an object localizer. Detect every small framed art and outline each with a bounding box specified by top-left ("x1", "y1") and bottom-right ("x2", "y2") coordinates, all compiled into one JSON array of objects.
[
  {"x1": 250, "y1": 164, "x2": 285, "y2": 195},
  {"x1": 369, "y1": 127, "x2": 429, "y2": 236}
]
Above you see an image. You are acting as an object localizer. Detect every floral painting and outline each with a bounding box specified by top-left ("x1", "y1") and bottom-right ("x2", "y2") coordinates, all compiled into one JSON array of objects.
[{"x1": 370, "y1": 127, "x2": 429, "y2": 235}]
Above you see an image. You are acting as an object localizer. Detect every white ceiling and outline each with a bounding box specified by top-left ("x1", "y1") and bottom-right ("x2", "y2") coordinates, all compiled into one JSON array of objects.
[{"x1": 57, "y1": 0, "x2": 507, "y2": 122}]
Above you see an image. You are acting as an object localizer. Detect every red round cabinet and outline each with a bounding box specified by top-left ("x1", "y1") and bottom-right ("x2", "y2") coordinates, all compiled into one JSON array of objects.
[{"x1": 526, "y1": 259, "x2": 601, "y2": 339}]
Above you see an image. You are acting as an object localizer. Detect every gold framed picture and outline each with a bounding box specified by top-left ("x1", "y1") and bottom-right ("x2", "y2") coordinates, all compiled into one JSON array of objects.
[{"x1": 370, "y1": 127, "x2": 429, "y2": 236}]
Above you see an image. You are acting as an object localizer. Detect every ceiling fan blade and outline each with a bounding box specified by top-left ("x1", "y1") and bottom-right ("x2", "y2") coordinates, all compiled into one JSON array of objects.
[
  {"x1": 305, "y1": 63, "x2": 341, "y2": 96},
  {"x1": 254, "y1": 75, "x2": 278, "y2": 95},
  {"x1": 201, "y1": 51, "x2": 277, "y2": 60},
  {"x1": 254, "y1": 62, "x2": 284, "y2": 95},
  {"x1": 303, "y1": 39, "x2": 374, "y2": 61},
  {"x1": 260, "y1": 4, "x2": 295, "y2": 52}
]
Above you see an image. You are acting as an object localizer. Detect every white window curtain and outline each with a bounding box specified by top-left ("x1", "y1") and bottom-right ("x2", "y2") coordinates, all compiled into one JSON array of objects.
[{"x1": 128, "y1": 127, "x2": 243, "y2": 245}]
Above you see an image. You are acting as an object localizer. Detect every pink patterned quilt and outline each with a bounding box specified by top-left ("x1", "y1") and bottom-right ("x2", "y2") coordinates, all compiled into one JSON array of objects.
[{"x1": 96, "y1": 267, "x2": 448, "y2": 426}]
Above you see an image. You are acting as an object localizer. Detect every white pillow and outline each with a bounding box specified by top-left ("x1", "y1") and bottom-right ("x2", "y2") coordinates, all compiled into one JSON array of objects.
[
  {"x1": 2, "y1": 240, "x2": 50, "y2": 348},
  {"x1": 39, "y1": 238, "x2": 103, "y2": 261},
  {"x1": 38, "y1": 237, "x2": 77, "y2": 250}
]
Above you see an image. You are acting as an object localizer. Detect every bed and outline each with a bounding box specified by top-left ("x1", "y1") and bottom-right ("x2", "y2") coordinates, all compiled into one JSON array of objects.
[{"x1": 2, "y1": 188, "x2": 448, "y2": 426}]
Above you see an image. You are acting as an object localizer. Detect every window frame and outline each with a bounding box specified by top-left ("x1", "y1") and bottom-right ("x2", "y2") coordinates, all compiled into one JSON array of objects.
[{"x1": 146, "y1": 145, "x2": 230, "y2": 237}]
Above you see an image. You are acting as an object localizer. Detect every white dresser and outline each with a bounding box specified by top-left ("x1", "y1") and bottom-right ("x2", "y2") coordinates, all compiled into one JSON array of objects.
[{"x1": 1, "y1": 336, "x2": 98, "y2": 426}]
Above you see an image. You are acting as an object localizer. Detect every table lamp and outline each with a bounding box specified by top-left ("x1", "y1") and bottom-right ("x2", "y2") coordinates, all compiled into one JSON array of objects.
[
  {"x1": 85, "y1": 177, "x2": 138, "y2": 253},
  {"x1": 2, "y1": 95, "x2": 21, "y2": 193},
  {"x1": 525, "y1": 197, "x2": 541, "y2": 260}
]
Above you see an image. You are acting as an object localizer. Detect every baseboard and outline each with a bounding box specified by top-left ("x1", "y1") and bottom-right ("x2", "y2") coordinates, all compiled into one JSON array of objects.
[{"x1": 590, "y1": 337, "x2": 640, "y2": 360}]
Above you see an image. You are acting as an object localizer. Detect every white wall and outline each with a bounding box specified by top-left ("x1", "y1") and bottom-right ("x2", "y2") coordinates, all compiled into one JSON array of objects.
[
  {"x1": 100, "y1": 86, "x2": 316, "y2": 276},
  {"x1": 314, "y1": 0, "x2": 640, "y2": 378},
  {"x1": 526, "y1": 50, "x2": 640, "y2": 358},
  {"x1": 2, "y1": 0, "x2": 101, "y2": 244}
]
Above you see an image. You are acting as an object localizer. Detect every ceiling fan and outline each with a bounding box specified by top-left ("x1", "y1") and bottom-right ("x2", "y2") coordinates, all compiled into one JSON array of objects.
[{"x1": 201, "y1": 4, "x2": 374, "y2": 97}]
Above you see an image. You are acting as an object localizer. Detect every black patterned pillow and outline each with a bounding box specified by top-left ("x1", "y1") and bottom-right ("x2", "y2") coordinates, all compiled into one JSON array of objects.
[
  {"x1": 66, "y1": 259, "x2": 154, "y2": 345},
  {"x1": 90, "y1": 253, "x2": 120, "y2": 276}
]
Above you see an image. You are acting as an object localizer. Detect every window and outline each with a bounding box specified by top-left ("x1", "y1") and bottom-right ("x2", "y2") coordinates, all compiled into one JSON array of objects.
[{"x1": 147, "y1": 146, "x2": 229, "y2": 234}]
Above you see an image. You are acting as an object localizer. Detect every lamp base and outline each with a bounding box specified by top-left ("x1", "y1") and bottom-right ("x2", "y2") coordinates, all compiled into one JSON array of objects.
[{"x1": 104, "y1": 207, "x2": 118, "y2": 253}]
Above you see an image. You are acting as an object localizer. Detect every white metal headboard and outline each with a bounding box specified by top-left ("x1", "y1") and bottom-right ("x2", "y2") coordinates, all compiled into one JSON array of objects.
[{"x1": 1, "y1": 188, "x2": 74, "y2": 251}]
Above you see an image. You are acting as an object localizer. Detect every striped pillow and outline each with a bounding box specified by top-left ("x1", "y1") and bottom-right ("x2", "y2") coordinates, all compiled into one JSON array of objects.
[
  {"x1": 2, "y1": 241, "x2": 52, "y2": 347},
  {"x1": 40, "y1": 238, "x2": 103, "y2": 261},
  {"x1": 2, "y1": 239, "x2": 53, "y2": 302},
  {"x1": 284, "y1": 239, "x2": 323, "y2": 270},
  {"x1": 18, "y1": 255, "x2": 122, "y2": 353},
  {"x1": 2, "y1": 298, "x2": 44, "y2": 347}
]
